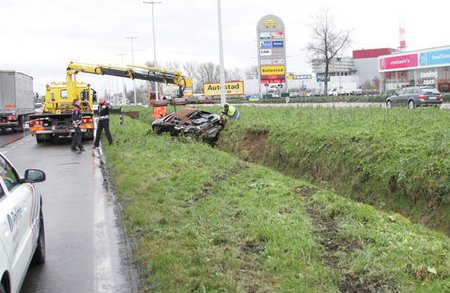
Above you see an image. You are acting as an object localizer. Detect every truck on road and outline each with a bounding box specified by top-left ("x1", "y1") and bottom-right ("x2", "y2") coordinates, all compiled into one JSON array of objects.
[
  {"x1": 28, "y1": 80, "x2": 96, "y2": 143},
  {"x1": 28, "y1": 62, "x2": 192, "y2": 143},
  {"x1": 0, "y1": 71, "x2": 35, "y2": 132}
]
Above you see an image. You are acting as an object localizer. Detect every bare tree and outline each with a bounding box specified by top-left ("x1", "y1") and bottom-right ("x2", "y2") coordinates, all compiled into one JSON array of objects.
[
  {"x1": 183, "y1": 61, "x2": 198, "y2": 79},
  {"x1": 163, "y1": 61, "x2": 182, "y2": 71},
  {"x1": 228, "y1": 68, "x2": 244, "y2": 81},
  {"x1": 244, "y1": 65, "x2": 259, "y2": 79},
  {"x1": 306, "y1": 9, "x2": 351, "y2": 96}
]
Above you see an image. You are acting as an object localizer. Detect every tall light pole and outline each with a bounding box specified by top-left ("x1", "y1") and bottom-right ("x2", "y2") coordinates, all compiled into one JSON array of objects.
[
  {"x1": 217, "y1": 0, "x2": 226, "y2": 105},
  {"x1": 117, "y1": 53, "x2": 127, "y2": 104},
  {"x1": 143, "y1": 1, "x2": 162, "y2": 100},
  {"x1": 126, "y1": 36, "x2": 138, "y2": 105}
]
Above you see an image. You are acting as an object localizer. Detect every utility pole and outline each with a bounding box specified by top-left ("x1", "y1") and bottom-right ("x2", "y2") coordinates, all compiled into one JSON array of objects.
[
  {"x1": 143, "y1": 1, "x2": 162, "y2": 100},
  {"x1": 126, "y1": 36, "x2": 137, "y2": 105}
]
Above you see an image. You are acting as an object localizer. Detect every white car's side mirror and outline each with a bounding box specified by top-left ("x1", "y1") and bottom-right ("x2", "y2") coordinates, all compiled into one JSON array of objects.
[{"x1": 24, "y1": 169, "x2": 46, "y2": 183}]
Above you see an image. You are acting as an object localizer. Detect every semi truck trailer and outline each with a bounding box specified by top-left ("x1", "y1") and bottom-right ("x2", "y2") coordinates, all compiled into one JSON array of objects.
[{"x1": 0, "y1": 71, "x2": 35, "y2": 132}]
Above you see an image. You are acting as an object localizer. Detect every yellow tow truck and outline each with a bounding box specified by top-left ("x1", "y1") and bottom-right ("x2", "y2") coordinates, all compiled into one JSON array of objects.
[{"x1": 28, "y1": 62, "x2": 192, "y2": 143}]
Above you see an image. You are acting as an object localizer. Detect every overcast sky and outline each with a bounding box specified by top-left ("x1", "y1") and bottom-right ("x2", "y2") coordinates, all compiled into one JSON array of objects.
[{"x1": 1, "y1": 0, "x2": 449, "y2": 95}]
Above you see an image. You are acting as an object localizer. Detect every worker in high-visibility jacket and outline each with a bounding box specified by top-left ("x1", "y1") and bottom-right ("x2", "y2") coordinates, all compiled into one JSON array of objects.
[{"x1": 221, "y1": 103, "x2": 240, "y2": 120}]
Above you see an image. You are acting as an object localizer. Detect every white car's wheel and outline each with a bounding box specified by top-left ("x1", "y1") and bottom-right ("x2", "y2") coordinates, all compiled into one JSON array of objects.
[
  {"x1": 32, "y1": 210, "x2": 46, "y2": 265},
  {"x1": 408, "y1": 100, "x2": 416, "y2": 109}
]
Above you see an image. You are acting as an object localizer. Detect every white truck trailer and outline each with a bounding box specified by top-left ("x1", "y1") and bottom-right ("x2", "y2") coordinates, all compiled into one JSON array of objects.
[{"x1": 0, "y1": 71, "x2": 35, "y2": 132}]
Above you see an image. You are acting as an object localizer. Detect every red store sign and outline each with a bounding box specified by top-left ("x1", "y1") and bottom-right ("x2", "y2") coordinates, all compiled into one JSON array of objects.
[{"x1": 379, "y1": 53, "x2": 418, "y2": 71}]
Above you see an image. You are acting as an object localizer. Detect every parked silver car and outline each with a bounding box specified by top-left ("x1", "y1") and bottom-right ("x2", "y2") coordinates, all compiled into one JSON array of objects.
[{"x1": 386, "y1": 86, "x2": 443, "y2": 109}]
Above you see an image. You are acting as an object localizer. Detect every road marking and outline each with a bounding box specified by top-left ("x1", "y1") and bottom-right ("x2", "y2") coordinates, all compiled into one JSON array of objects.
[{"x1": 93, "y1": 151, "x2": 115, "y2": 293}]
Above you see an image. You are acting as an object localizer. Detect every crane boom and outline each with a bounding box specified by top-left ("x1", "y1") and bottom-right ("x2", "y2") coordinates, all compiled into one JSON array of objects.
[{"x1": 67, "y1": 62, "x2": 190, "y2": 96}]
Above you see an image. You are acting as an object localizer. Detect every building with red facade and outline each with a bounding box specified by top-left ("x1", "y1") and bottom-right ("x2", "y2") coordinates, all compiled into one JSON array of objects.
[{"x1": 352, "y1": 48, "x2": 395, "y2": 91}]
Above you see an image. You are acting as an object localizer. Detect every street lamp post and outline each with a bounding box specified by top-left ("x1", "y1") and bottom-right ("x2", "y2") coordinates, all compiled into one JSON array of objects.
[
  {"x1": 117, "y1": 53, "x2": 127, "y2": 104},
  {"x1": 143, "y1": 1, "x2": 162, "y2": 100},
  {"x1": 217, "y1": 0, "x2": 226, "y2": 105},
  {"x1": 126, "y1": 36, "x2": 138, "y2": 105}
]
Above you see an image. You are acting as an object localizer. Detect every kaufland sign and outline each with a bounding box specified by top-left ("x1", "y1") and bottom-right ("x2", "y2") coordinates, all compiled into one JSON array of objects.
[{"x1": 379, "y1": 46, "x2": 450, "y2": 72}]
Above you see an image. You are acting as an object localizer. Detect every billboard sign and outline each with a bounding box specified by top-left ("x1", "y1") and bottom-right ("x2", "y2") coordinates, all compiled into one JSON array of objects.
[
  {"x1": 271, "y1": 32, "x2": 284, "y2": 39},
  {"x1": 260, "y1": 49, "x2": 272, "y2": 56},
  {"x1": 316, "y1": 73, "x2": 330, "y2": 82},
  {"x1": 271, "y1": 48, "x2": 285, "y2": 56},
  {"x1": 379, "y1": 53, "x2": 418, "y2": 71},
  {"x1": 259, "y1": 32, "x2": 271, "y2": 40},
  {"x1": 272, "y1": 59, "x2": 285, "y2": 64},
  {"x1": 260, "y1": 41, "x2": 272, "y2": 49},
  {"x1": 260, "y1": 59, "x2": 273, "y2": 65},
  {"x1": 419, "y1": 48, "x2": 450, "y2": 67},
  {"x1": 261, "y1": 76, "x2": 285, "y2": 84},
  {"x1": 257, "y1": 15, "x2": 286, "y2": 84},
  {"x1": 272, "y1": 41, "x2": 284, "y2": 48},
  {"x1": 260, "y1": 59, "x2": 285, "y2": 65},
  {"x1": 203, "y1": 81, "x2": 244, "y2": 96},
  {"x1": 288, "y1": 74, "x2": 312, "y2": 80},
  {"x1": 261, "y1": 65, "x2": 285, "y2": 76}
]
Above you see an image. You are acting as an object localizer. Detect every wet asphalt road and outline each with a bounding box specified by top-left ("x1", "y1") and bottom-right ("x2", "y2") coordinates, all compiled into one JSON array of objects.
[{"x1": 0, "y1": 132, "x2": 138, "y2": 293}]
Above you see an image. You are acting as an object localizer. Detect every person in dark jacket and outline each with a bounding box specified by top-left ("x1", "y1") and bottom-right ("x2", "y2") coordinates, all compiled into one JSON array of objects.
[
  {"x1": 71, "y1": 100, "x2": 85, "y2": 152},
  {"x1": 93, "y1": 98, "x2": 113, "y2": 149}
]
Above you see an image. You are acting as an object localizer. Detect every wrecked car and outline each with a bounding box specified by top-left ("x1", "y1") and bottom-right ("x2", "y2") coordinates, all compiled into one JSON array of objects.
[{"x1": 152, "y1": 107, "x2": 225, "y2": 142}]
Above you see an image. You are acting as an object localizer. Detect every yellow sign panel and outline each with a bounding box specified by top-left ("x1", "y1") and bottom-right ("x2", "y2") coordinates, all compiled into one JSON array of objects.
[
  {"x1": 203, "y1": 81, "x2": 244, "y2": 96},
  {"x1": 183, "y1": 77, "x2": 193, "y2": 97},
  {"x1": 264, "y1": 18, "x2": 278, "y2": 27},
  {"x1": 261, "y1": 65, "x2": 285, "y2": 76}
]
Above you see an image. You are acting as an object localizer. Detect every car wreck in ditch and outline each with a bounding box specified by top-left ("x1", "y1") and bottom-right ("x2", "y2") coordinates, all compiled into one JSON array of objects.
[{"x1": 152, "y1": 107, "x2": 225, "y2": 144}]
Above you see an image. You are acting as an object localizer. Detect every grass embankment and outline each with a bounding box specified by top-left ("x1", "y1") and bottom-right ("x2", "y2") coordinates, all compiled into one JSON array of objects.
[
  {"x1": 102, "y1": 113, "x2": 449, "y2": 292},
  {"x1": 218, "y1": 106, "x2": 450, "y2": 235}
]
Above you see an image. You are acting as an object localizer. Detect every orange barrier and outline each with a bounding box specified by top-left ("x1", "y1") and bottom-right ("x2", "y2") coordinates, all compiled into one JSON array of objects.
[{"x1": 153, "y1": 104, "x2": 167, "y2": 120}]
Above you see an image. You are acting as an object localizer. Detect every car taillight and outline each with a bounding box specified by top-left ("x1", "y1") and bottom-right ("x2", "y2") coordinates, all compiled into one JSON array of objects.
[
  {"x1": 418, "y1": 95, "x2": 426, "y2": 100},
  {"x1": 29, "y1": 120, "x2": 42, "y2": 126},
  {"x1": 83, "y1": 118, "x2": 93, "y2": 123}
]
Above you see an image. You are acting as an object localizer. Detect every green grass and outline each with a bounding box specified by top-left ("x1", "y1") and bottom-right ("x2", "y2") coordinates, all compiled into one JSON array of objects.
[
  {"x1": 217, "y1": 106, "x2": 450, "y2": 235},
  {"x1": 101, "y1": 113, "x2": 450, "y2": 292}
]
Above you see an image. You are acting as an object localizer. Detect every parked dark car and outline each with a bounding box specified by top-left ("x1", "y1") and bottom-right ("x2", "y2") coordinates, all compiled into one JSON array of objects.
[
  {"x1": 152, "y1": 107, "x2": 225, "y2": 143},
  {"x1": 386, "y1": 86, "x2": 443, "y2": 108}
]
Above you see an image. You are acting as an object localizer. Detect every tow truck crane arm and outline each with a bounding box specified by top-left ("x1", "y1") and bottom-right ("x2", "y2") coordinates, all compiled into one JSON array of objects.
[{"x1": 66, "y1": 62, "x2": 190, "y2": 97}]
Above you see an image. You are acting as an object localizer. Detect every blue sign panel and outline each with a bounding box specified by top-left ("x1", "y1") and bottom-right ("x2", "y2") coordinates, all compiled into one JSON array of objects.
[
  {"x1": 272, "y1": 41, "x2": 284, "y2": 48},
  {"x1": 316, "y1": 73, "x2": 330, "y2": 82},
  {"x1": 419, "y1": 48, "x2": 450, "y2": 67},
  {"x1": 260, "y1": 41, "x2": 272, "y2": 49}
]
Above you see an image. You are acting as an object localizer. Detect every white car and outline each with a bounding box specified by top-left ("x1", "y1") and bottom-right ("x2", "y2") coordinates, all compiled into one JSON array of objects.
[{"x1": 0, "y1": 153, "x2": 46, "y2": 293}]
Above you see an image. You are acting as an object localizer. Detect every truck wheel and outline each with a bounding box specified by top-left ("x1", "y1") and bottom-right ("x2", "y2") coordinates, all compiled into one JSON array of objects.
[
  {"x1": 18, "y1": 122, "x2": 24, "y2": 132},
  {"x1": 17, "y1": 117, "x2": 25, "y2": 132},
  {"x1": 36, "y1": 134, "x2": 45, "y2": 144},
  {"x1": 32, "y1": 211, "x2": 46, "y2": 265}
]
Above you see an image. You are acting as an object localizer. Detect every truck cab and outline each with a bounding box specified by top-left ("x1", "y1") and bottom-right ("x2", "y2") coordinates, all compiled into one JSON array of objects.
[
  {"x1": 43, "y1": 82, "x2": 94, "y2": 114},
  {"x1": 28, "y1": 82, "x2": 96, "y2": 143}
]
